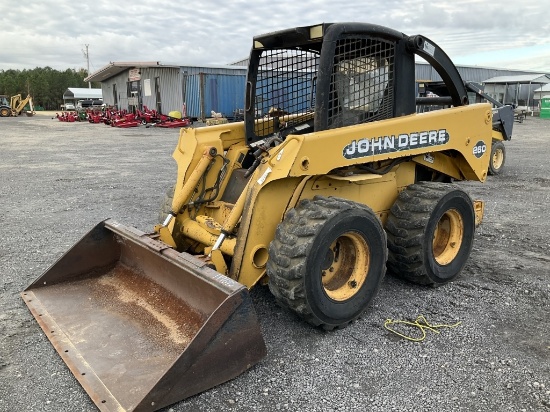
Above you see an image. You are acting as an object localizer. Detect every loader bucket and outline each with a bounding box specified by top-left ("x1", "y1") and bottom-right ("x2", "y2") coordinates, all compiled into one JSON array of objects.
[{"x1": 21, "y1": 219, "x2": 266, "y2": 412}]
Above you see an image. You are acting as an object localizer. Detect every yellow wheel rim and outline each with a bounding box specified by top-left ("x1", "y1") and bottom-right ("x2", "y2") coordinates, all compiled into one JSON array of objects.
[
  {"x1": 321, "y1": 232, "x2": 370, "y2": 301},
  {"x1": 492, "y1": 147, "x2": 504, "y2": 170},
  {"x1": 432, "y1": 209, "x2": 464, "y2": 265}
]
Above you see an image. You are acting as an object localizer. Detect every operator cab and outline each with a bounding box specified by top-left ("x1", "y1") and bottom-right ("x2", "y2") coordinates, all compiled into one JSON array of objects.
[
  {"x1": 244, "y1": 23, "x2": 469, "y2": 147},
  {"x1": 244, "y1": 23, "x2": 417, "y2": 146}
]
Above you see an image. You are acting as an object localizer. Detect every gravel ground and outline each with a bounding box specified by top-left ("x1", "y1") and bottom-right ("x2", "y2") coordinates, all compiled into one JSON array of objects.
[{"x1": 0, "y1": 112, "x2": 548, "y2": 412}]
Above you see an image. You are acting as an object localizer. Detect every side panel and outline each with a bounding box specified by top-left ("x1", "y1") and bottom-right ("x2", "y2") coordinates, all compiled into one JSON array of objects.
[
  {"x1": 300, "y1": 174, "x2": 398, "y2": 225},
  {"x1": 230, "y1": 177, "x2": 303, "y2": 287},
  {"x1": 299, "y1": 162, "x2": 417, "y2": 225},
  {"x1": 286, "y1": 104, "x2": 494, "y2": 182},
  {"x1": 231, "y1": 162, "x2": 417, "y2": 288}
]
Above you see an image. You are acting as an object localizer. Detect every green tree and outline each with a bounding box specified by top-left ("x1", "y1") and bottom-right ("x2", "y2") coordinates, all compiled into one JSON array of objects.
[{"x1": 0, "y1": 66, "x2": 94, "y2": 110}]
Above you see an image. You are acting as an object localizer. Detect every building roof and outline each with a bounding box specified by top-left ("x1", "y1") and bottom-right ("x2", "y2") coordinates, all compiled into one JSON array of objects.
[
  {"x1": 63, "y1": 88, "x2": 103, "y2": 100},
  {"x1": 85, "y1": 61, "x2": 251, "y2": 83},
  {"x1": 483, "y1": 74, "x2": 550, "y2": 84},
  {"x1": 533, "y1": 84, "x2": 550, "y2": 92},
  {"x1": 84, "y1": 62, "x2": 181, "y2": 83}
]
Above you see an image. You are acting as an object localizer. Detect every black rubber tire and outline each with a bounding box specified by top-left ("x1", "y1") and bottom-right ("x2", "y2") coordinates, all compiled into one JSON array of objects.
[
  {"x1": 488, "y1": 140, "x2": 506, "y2": 175},
  {"x1": 158, "y1": 185, "x2": 175, "y2": 224},
  {"x1": 267, "y1": 196, "x2": 387, "y2": 330},
  {"x1": 386, "y1": 181, "x2": 475, "y2": 286},
  {"x1": 0, "y1": 108, "x2": 10, "y2": 117}
]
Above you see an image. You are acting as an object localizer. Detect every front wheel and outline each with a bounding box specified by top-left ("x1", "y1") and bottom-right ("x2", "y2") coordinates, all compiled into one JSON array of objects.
[
  {"x1": 488, "y1": 140, "x2": 506, "y2": 175},
  {"x1": 0, "y1": 107, "x2": 10, "y2": 117},
  {"x1": 267, "y1": 196, "x2": 387, "y2": 330},
  {"x1": 386, "y1": 182, "x2": 475, "y2": 286}
]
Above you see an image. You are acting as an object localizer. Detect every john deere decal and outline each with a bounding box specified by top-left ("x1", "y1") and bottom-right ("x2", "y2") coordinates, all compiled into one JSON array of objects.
[{"x1": 343, "y1": 129, "x2": 449, "y2": 159}]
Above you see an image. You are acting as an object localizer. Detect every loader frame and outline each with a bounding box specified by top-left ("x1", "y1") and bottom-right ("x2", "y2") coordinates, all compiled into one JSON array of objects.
[
  {"x1": 167, "y1": 103, "x2": 492, "y2": 287},
  {"x1": 162, "y1": 23, "x2": 495, "y2": 287}
]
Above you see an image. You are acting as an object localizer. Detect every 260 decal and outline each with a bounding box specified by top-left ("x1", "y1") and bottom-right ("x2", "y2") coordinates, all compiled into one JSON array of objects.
[{"x1": 473, "y1": 141, "x2": 487, "y2": 158}]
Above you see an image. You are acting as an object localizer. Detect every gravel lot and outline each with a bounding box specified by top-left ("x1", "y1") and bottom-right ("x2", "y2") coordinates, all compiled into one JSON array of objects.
[{"x1": 1, "y1": 112, "x2": 548, "y2": 411}]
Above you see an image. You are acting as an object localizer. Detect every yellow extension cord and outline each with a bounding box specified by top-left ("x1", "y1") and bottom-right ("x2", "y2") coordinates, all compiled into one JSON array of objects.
[{"x1": 384, "y1": 315, "x2": 462, "y2": 342}]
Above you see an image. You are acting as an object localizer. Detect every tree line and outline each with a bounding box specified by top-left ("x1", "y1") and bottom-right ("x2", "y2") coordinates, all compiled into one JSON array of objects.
[{"x1": 0, "y1": 67, "x2": 100, "y2": 110}]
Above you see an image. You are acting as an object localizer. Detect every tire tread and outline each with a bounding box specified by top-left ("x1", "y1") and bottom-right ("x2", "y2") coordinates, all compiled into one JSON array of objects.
[{"x1": 268, "y1": 196, "x2": 386, "y2": 329}]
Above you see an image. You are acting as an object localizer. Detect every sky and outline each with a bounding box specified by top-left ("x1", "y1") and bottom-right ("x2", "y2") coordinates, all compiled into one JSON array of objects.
[{"x1": 1, "y1": 0, "x2": 549, "y2": 74}]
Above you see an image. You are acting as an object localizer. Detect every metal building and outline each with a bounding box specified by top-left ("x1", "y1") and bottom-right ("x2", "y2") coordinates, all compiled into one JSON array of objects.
[
  {"x1": 86, "y1": 60, "x2": 550, "y2": 119},
  {"x1": 414, "y1": 62, "x2": 541, "y2": 84},
  {"x1": 85, "y1": 62, "x2": 246, "y2": 120},
  {"x1": 415, "y1": 63, "x2": 549, "y2": 109},
  {"x1": 235, "y1": 57, "x2": 550, "y2": 109},
  {"x1": 534, "y1": 84, "x2": 550, "y2": 101},
  {"x1": 482, "y1": 74, "x2": 550, "y2": 108},
  {"x1": 62, "y1": 87, "x2": 103, "y2": 106}
]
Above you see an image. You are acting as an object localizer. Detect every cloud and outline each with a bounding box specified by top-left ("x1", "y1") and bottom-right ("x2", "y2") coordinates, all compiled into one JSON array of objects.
[{"x1": 1, "y1": 0, "x2": 549, "y2": 72}]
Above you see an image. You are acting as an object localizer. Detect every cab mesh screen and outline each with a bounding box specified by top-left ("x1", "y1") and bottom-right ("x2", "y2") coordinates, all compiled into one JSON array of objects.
[
  {"x1": 254, "y1": 49, "x2": 319, "y2": 138},
  {"x1": 328, "y1": 37, "x2": 395, "y2": 128},
  {"x1": 252, "y1": 37, "x2": 395, "y2": 138}
]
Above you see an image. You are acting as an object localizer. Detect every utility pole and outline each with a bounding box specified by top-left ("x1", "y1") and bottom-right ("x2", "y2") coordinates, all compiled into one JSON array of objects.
[{"x1": 82, "y1": 44, "x2": 91, "y2": 88}]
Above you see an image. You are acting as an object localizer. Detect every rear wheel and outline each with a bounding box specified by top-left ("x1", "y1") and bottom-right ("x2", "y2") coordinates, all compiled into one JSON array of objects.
[
  {"x1": 488, "y1": 140, "x2": 506, "y2": 175},
  {"x1": 267, "y1": 196, "x2": 387, "y2": 330},
  {"x1": 386, "y1": 182, "x2": 475, "y2": 286},
  {"x1": 0, "y1": 107, "x2": 10, "y2": 117}
]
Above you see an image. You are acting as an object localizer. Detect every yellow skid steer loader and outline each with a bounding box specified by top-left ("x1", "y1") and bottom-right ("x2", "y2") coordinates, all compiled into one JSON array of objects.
[{"x1": 22, "y1": 22, "x2": 513, "y2": 411}]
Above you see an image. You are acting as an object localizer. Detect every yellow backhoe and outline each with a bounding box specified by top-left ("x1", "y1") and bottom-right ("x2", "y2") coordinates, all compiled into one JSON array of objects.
[
  {"x1": 0, "y1": 93, "x2": 35, "y2": 116},
  {"x1": 22, "y1": 22, "x2": 513, "y2": 411}
]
